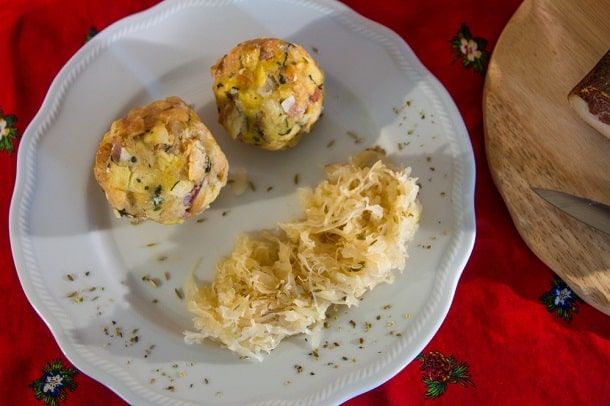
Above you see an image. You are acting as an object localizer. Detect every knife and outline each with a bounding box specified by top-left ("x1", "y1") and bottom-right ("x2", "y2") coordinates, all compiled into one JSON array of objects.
[{"x1": 533, "y1": 188, "x2": 610, "y2": 235}]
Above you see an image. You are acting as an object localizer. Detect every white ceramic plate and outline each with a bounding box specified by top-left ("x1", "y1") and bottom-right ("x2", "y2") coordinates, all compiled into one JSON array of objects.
[{"x1": 9, "y1": 0, "x2": 475, "y2": 404}]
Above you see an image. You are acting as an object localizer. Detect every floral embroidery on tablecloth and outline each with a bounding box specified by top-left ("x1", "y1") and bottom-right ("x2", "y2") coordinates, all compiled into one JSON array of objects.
[
  {"x1": 450, "y1": 24, "x2": 489, "y2": 75},
  {"x1": 85, "y1": 26, "x2": 99, "y2": 43},
  {"x1": 0, "y1": 108, "x2": 18, "y2": 152},
  {"x1": 30, "y1": 360, "x2": 78, "y2": 406},
  {"x1": 416, "y1": 351, "x2": 473, "y2": 399},
  {"x1": 540, "y1": 277, "x2": 582, "y2": 321}
]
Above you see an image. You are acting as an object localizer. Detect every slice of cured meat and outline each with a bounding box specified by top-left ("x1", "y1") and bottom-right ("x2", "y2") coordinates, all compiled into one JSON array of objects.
[{"x1": 568, "y1": 50, "x2": 610, "y2": 140}]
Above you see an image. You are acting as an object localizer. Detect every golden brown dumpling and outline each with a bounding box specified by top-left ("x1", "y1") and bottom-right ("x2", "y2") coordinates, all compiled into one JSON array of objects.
[
  {"x1": 94, "y1": 97, "x2": 228, "y2": 224},
  {"x1": 211, "y1": 38, "x2": 325, "y2": 150}
]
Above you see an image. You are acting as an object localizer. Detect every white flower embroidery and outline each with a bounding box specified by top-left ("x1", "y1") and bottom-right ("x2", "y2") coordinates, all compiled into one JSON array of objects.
[
  {"x1": 0, "y1": 118, "x2": 7, "y2": 138},
  {"x1": 42, "y1": 374, "x2": 64, "y2": 393},
  {"x1": 460, "y1": 38, "x2": 482, "y2": 62},
  {"x1": 554, "y1": 288, "x2": 572, "y2": 306}
]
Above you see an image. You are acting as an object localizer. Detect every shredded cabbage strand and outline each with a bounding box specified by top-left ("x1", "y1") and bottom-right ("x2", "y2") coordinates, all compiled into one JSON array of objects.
[{"x1": 184, "y1": 151, "x2": 422, "y2": 360}]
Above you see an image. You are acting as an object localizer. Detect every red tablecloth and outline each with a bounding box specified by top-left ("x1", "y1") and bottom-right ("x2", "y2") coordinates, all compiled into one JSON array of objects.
[{"x1": 1, "y1": 1, "x2": 608, "y2": 405}]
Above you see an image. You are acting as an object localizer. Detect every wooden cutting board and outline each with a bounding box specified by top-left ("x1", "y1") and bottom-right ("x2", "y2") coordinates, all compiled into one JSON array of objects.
[{"x1": 483, "y1": 0, "x2": 610, "y2": 315}]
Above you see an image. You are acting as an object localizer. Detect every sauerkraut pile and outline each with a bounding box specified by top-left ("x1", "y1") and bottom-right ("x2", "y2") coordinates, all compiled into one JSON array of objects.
[{"x1": 184, "y1": 151, "x2": 422, "y2": 360}]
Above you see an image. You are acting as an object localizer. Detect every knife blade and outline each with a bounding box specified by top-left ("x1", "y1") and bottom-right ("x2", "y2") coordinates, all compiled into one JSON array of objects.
[{"x1": 533, "y1": 188, "x2": 610, "y2": 235}]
